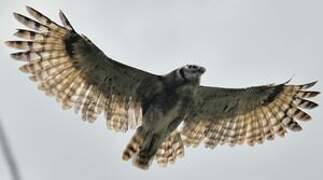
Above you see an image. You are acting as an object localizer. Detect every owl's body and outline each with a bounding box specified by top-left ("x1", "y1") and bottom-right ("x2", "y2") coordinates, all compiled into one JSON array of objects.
[
  {"x1": 141, "y1": 70, "x2": 199, "y2": 132},
  {"x1": 6, "y1": 6, "x2": 320, "y2": 170},
  {"x1": 127, "y1": 70, "x2": 200, "y2": 168}
]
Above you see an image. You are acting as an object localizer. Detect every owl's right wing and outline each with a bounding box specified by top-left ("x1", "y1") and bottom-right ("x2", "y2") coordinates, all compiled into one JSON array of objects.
[
  {"x1": 182, "y1": 81, "x2": 319, "y2": 148},
  {"x1": 5, "y1": 6, "x2": 162, "y2": 132}
]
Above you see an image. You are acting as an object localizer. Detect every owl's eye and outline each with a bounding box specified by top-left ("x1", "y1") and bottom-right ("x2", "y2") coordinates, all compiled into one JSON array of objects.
[{"x1": 188, "y1": 65, "x2": 197, "y2": 69}]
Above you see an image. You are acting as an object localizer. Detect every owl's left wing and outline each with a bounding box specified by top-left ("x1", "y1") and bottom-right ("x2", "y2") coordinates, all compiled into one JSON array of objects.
[{"x1": 181, "y1": 81, "x2": 320, "y2": 148}]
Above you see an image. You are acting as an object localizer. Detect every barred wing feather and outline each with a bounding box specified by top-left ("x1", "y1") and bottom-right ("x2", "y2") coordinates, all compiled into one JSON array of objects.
[
  {"x1": 6, "y1": 6, "x2": 160, "y2": 132},
  {"x1": 182, "y1": 81, "x2": 320, "y2": 148}
]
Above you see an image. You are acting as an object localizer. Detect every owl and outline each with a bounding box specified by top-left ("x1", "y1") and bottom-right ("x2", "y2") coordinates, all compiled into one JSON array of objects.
[{"x1": 5, "y1": 6, "x2": 320, "y2": 170}]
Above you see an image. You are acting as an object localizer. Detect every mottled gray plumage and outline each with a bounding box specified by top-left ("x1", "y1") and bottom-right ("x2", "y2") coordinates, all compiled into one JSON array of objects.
[{"x1": 6, "y1": 6, "x2": 320, "y2": 170}]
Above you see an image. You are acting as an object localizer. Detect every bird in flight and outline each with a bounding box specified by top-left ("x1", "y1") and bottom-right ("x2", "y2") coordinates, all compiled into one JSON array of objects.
[{"x1": 5, "y1": 6, "x2": 320, "y2": 170}]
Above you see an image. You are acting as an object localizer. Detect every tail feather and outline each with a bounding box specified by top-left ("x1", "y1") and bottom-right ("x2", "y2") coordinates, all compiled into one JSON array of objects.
[
  {"x1": 122, "y1": 129, "x2": 144, "y2": 161},
  {"x1": 132, "y1": 133, "x2": 159, "y2": 170},
  {"x1": 133, "y1": 152, "x2": 153, "y2": 170},
  {"x1": 122, "y1": 129, "x2": 185, "y2": 170}
]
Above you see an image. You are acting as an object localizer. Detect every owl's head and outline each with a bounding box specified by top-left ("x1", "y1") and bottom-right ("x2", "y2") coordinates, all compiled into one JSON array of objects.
[{"x1": 177, "y1": 64, "x2": 206, "y2": 81}]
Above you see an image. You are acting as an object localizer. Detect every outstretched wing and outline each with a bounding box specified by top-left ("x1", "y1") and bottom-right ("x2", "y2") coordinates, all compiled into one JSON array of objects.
[
  {"x1": 5, "y1": 6, "x2": 161, "y2": 132},
  {"x1": 181, "y1": 81, "x2": 320, "y2": 148}
]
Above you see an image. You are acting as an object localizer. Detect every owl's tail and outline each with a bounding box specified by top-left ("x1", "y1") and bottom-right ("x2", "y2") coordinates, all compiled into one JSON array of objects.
[
  {"x1": 122, "y1": 126, "x2": 154, "y2": 170},
  {"x1": 122, "y1": 127, "x2": 185, "y2": 170},
  {"x1": 122, "y1": 127, "x2": 145, "y2": 162}
]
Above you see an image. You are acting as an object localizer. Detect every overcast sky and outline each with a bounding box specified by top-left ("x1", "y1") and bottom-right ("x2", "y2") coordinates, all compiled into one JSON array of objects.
[{"x1": 0, "y1": 0, "x2": 322, "y2": 180}]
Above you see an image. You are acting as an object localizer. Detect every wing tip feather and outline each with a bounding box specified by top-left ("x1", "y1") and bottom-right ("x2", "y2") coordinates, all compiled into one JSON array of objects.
[
  {"x1": 302, "y1": 81, "x2": 318, "y2": 89},
  {"x1": 25, "y1": 5, "x2": 35, "y2": 12},
  {"x1": 10, "y1": 53, "x2": 20, "y2": 60},
  {"x1": 4, "y1": 41, "x2": 12, "y2": 47},
  {"x1": 58, "y1": 9, "x2": 74, "y2": 31},
  {"x1": 12, "y1": 12, "x2": 20, "y2": 20}
]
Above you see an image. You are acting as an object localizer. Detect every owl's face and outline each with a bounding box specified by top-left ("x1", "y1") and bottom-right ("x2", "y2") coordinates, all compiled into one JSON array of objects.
[{"x1": 179, "y1": 64, "x2": 206, "y2": 81}]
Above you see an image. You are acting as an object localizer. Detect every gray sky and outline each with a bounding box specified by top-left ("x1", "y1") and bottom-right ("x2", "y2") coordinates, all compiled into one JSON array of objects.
[{"x1": 0, "y1": 0, "x2": 322, "y2": 180}]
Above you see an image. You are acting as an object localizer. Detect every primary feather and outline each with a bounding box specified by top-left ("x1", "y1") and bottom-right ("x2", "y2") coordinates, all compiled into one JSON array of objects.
[{"x1": 6, "y1": 6, "x2": 160, "y2": 131}]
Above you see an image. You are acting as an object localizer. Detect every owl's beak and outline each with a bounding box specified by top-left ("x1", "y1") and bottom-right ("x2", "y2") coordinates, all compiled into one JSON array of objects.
[{"x1": 199, "y1": 67, "x2": 206, "y2": 74}]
